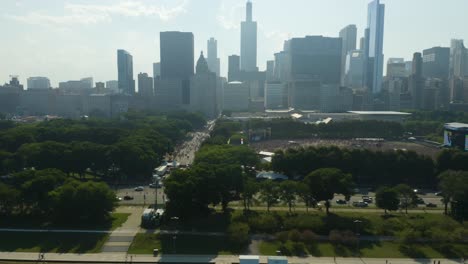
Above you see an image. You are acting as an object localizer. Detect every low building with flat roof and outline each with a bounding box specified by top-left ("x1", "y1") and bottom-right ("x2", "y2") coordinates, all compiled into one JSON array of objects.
[{"x1": 347, "y1": 111, "x2": 411, "y2": 122}]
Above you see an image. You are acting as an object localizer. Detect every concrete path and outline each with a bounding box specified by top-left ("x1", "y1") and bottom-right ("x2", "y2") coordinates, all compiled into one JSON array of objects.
[
  {"x1": 0, "y1": 252, "x2": 465, "y2": 264},
  {"x1": 101, "y1": 206, "x2": 144, "y2": 253}
]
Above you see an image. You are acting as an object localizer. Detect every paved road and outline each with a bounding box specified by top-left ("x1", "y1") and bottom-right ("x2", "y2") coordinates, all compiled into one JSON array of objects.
[
  {"x1": 228, "y1": 206, "x2": 444, "y2": 214},
  {"x1": 0, "y1": 252, "x2": 465, "y2": 264}
]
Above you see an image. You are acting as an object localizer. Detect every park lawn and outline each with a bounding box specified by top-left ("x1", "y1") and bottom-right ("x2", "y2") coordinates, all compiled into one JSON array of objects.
[
  {"x1": 128, "y1": 233, "x2": 244, "y2": 255},
  {"x1": 259, "y1": 241, "x2": 468, "y2": 258},
  {"x1": 0, "y1": 212, "x2": 130, "y2": 230},
  {"x1": 0, "y1": 213, "x2": 129, "y2": 253},
  {"x1": 0, "y1": 232, "x2": 109, "y2": 253}
]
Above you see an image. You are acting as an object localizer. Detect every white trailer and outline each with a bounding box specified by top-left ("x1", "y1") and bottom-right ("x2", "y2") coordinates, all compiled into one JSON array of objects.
[{"x1": 239, "y1": 255, "x2": 259, "y2": 264}]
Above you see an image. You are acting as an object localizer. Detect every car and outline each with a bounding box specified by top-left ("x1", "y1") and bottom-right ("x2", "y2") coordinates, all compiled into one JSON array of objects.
[
  {"x1": 149, "y1": 183, "x2": 157, "y2": 188},
  {"x1": 116, "y1": 196, "x2": 122, "y2": 201},
  {"x1": 434, "y1": 192, "x2": 443, "y2": 196},
  {"x1": 336, "y1": 199, "x2": 347, "y2": 205},
  {"x1": 134, "y1": 186, "x2": 144, "y2": 191},
  {"x1": 362, "y1": 196, "x2": 373, "y2": 203},
  {"x1": 353, "y1": 201, "x2": 368, "y2": 207},
  {"x1": 426, "y1": 203, "x2": 437, "y2": 208},
  {"x1": 123, "y1": 195, "x2": 134, "y2": 200},
  {"x1": 416, "y1": 197, "x2": 425, "y2": 204}
]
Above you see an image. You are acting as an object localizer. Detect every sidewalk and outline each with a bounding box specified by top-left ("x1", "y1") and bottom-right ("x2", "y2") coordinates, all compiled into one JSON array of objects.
[{"x1": 0, "y1": 252, "x2": 464, "y2": 264}]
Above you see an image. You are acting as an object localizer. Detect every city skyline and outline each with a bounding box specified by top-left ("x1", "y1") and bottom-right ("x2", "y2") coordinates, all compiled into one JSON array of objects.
[{"x1": 2, "y1": 0, "x2": 468, "y2": 86}]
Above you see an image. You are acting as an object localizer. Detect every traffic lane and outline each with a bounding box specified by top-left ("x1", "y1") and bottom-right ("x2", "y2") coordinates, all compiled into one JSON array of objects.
[
  {"x1": 332, "y1": 193, "x2": 444, "y2": 208},
  {"x1": 115, "y1": 187, "x2": 166, "y2": 205}
]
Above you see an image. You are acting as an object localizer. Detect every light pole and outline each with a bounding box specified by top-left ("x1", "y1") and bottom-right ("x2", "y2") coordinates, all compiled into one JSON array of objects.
[
  {"x1": 173, "y1": 235, "x2": 177, "y2": 254},
  {"x1": 354, "y1": 220, "x2": 362, "y2": 257},
  {"x1": 170, "y1": 216, "x2": 179, "y2": 254}
]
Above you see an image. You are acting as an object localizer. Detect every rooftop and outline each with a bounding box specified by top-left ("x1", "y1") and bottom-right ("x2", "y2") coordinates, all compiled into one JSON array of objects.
[{"x1": 444, "y1": 122, "x2": 468, "y2": 130}]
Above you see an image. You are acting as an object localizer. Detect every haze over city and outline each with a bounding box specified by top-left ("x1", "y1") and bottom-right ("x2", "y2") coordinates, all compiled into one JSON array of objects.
[{"x1": 2, "y1": 0, "x2": 468, "y2": 86}]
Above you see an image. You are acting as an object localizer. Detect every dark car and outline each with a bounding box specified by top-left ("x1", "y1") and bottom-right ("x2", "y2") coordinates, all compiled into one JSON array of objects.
[
  {"x1": 426, "y1": 203, "x2": 437, "y2": 208},
  {"x1": 336, "y1": 199, "x2": 347, "y2": 205},
  {"x1": 416, "y1": 197, "x2": 425, "y2": 204},
  {"x1": 123, "y1": 195, "x2": 134, "y2": 200}
]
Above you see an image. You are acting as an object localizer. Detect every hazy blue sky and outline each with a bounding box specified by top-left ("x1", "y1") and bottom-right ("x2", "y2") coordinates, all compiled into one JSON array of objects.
[{"x1": 1, "y1": 0, "x2": 467, "y2": 87}]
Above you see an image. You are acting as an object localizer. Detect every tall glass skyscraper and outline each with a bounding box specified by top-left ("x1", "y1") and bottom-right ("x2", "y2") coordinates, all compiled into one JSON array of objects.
[
  {"x1": 160, "y1": 31, "x2": 194, "y2": 81},
  {"x1": 364, "y1": 0, "x2": 385, "y2": 94},
  {"x1": 207, "y1": 37, "x2": 220, "y2": 77},
  {"x1": 117, "y1": 49, "x2": 135, "y2": 95},
  {"x1": 240, "y1": 1, "x2": 257, "y2": 72}
]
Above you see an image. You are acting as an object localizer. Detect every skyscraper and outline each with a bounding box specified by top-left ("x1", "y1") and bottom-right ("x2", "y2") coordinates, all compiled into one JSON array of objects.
[
  {"x1": 138, "y1": 73, "x2": 154, "y2": 97},
  {"x1": 423, "y1": 47, "x2": 450, "y2": 79},
  {"x1": 207, "y1": 38, "x2": 221, "y2": 77},
  {"x1": 117, "y1": 49, "x2": 135, "y2": 95},
  {"x1": 228, "y1": 55, "x2": 240, "y2": 82},
  {"x1": 409, "y1": 52, "x2": 424, "y2": 109},
  {"x1": 364, "y1": 0, "x2": 385, "y2": 94},
  {"x1": 450, "y1": 39, "x2": 468, "y2": 78},
  {"x1": 339, "y1": 25, "x2": 357, "y2": 85},
  {"x1": 240, "y1": 1, "x2": 257, "y2": 72},
  {"x1": 160, "y1": 31, "x2": 194, "y2": 80}
]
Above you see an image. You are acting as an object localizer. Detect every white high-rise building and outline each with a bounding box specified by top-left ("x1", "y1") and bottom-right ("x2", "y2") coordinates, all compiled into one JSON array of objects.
[
  {"x1": 240, "y1": 1, "x2": 257, "y2": 72},
  {"x1": 27, "y1": 77, "x2": 50, "y2": 90}
]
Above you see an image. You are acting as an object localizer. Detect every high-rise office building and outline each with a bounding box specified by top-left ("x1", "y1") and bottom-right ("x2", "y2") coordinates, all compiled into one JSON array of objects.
[
  {"x1": 106, "y1": 80, "x2": 119, "y2": 93},
  {"x1": 240, "y1": 1, "x2": 257, "y2": 72},
  {"x1": 386, "y1": 58, "x2": 407, "y2": 78},
  {"x1": 153, "y1": 63, "x2": 161, "y2": 80},
  {"x1": 117, "y1": 49, "x2": 135, "y2": 95},
  {"x1": 289, "y1": 35, "x2": 342, "y2": 84},
  {"x1": 266, "y1": 60, "x2": 275, "y2": 81},
  {"x1": 207, "y1": 38, "x2": 221, "y2": 77},
  {"x1": 160, "y1": 31, "x2": 194, "y2": 80},
  {"x1": 191, "y1": 52, "x2": 218, "y2": 118},
  {"x1": 228, "y1": 55, "x2": 241, "y2": 82},
  {"x1": 138, "y1": 73, "x2": 154, "y2": 97},
  {"x1": 344, "y1": 50, "x2": 365, "y2": 89},
  {"x1": 450, "y1": 39, "x2": 468, "y2": 78},
  {"x1": 27, "y1": 77, "x2": 50, "y2": 90},
  {"x1": 423, "y1": 47, "x2": 450, "y2": 79},
  {"x1": 409, "y1": 52, "x2": 424, "y2": 109},
  {"x1": 364, "y1": 0, "x2": 385, "y2": 94},
  {"x1": 339, "y1": 25, "x2": 357, "y2": 85}
]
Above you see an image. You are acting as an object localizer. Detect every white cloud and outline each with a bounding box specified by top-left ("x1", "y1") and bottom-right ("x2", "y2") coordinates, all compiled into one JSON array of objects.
[
  {"x1": 216, "y1": 0, "x2": 244, "y2": 30},
  {"x1": 4, "y1": 0, "x2": 189, "y2": 26}
]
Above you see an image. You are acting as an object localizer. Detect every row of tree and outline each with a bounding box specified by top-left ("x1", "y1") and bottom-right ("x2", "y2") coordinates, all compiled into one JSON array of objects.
[
  {"x1": 0, "y1": 169, "x2": 116, "y2": 224},
  {"x1": 272, "y1": 146, "x2": 436, "y2": 187},
  {"x1": 0, "y1": 111, "x2": 206, "y2": 179}
]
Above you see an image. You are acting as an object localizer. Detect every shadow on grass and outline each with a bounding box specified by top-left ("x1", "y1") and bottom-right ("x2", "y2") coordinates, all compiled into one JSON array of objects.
[
  {"x1": 430, "y1": 243, "x2": 468, "y2": 258},
  {"x1": 399, "y1": 244, "x2": 428, "y2": 259},
  {"x1": 0, "y1": 232, "x2": 107, "y2": 253},
  {"x1": 159, "y1": 234, "x2": 245, "y2": 255}
]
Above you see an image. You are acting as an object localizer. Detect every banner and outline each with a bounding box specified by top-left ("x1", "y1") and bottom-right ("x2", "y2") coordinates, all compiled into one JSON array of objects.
[
  {"x1": 444, "y1": 131, "x2": 452, "y2": 146},
  {"x1": 465, "y1": 135, "x2": 468, "y2": 151}
]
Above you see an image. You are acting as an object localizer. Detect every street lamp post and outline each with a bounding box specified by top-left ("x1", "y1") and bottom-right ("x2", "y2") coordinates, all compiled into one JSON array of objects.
[
  {"x1": 354, "y1": 220, "x2": 362, "y2": 257},
  {"x1": 173, "y1": 235, "x2": 177, "y2": 254}
]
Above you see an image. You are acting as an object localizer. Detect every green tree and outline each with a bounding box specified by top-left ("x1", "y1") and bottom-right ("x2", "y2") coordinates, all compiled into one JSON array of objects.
[
  {"x1": 305, "y1": 168, "x2": 354, "y2": 215},
  {"x1": 241, "y1": 177, "x2": 258, "y2": 211},
  {"x1": 438, "y1": 170, "x2": 468, "y2": 215},
  {"x1": 259, "y1": 180, "x2": 279, "y2": 212},
  {"x1": 297, "y1": 182, "x2": 315, "y2": 212},
  {"x1": 279, "y1": 180, "x2": 298, "y2": 213},
  {"x1": 394, "y1": 184, "x2": 417, "y2": 214},
  {"x1": 375, "y1": 187, "x2": 400, "y2": 214}
]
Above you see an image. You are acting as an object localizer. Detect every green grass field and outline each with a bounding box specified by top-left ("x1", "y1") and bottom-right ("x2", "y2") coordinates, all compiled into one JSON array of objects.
[
  {"x1": 0, "y1": 213, "x2": 129, "y2": 253},
  {"x1": 128, "y1": 233, "x2": 243, "y2": 255}
]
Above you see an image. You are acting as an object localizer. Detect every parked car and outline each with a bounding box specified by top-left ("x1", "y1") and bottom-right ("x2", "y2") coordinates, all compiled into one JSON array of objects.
[
  {"x1": 149, "y1": 183, "x2": 157, "y2": 188},
  {"x1": 416, "y1": 197, "x2": 425, "y2": 204},
  {"x1": 426, "y1": 203, "x2": 437, "y2": 208},
  {"x1": 134, "y1": 186, "x2": 144, "y2": 191},
  {"x1": 353, "y1": 201, "x2": 368, "y2": 207},
  {"x1": 116, "y1": 196, "x2": 122, "y2": 201},
  {"x1": 123, "y1": 195, "x2": 134, "y2": 200},
  {"x1": 362, "y1": 196, "x2": 373, "y2": 203},
  {"x1": 336, "y1": 199, "x2": 347, "y2": 205}
]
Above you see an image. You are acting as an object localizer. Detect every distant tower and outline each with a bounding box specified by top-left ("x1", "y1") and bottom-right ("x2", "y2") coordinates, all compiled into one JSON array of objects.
[
  {"x1": 240, "y1": 1, "x2": 258, "y2": 72},
  {"x1": 409, "y1": 52, "x2": 424, "y2": 109},
  {"x1": 228, "y1": 55, "x2": 241, "y2": 82},
  {"x1": 117, "y1": 49, "x2": 135, "y2": 95},
  {"x1": 207, "y1": 38, "x2": 221, "y2": 77}
]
